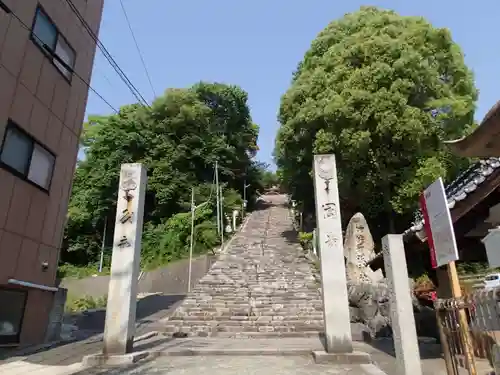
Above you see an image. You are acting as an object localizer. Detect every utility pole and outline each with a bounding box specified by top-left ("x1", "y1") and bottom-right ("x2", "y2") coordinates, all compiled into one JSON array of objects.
[
  {"x1": 98, "y1": 218, "x2": 107, "y2": 273},
  {"x1": 188, "y1": 187, "x2": 195, "y2": 293},
  {"x1": 187, "y1": 189, "x2": 209, "y2": 293},
  {"x1": 215, "y1": 161, "x2": 220, "y2": 234},
  {"x1": 220, "y1": 185, "x2": 224, "y2": 250}
]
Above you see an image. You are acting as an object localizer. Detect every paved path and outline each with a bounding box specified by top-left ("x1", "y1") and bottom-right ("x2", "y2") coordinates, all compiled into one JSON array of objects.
[
  {"x1": 74, "y1": 336, "x2": 459, "y2": 375},
  {"x1": 78, "y1": 356, "x2": 385, "y2": 375}
]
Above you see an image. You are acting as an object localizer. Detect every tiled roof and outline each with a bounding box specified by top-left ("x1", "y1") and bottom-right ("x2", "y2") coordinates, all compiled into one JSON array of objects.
[
  {"x1": 368, "y1": 157, "x2": 500, "y2": 269},
  {"x1": 403, "y1": 157, "x2": 500, "y2": 240}
]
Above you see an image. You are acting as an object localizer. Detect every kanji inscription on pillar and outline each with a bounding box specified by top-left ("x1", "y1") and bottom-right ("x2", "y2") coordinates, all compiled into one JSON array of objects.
[
  {"x1": 325, "y1": 233, "x2": 340, "y2": 248},
  {"x1": 322, "y1": 202, "x2": 338, "y2": 219}
]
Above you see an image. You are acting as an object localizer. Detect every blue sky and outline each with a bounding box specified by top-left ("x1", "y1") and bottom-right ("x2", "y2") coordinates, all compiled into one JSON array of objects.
[{"x1": 85, "y1": 0, "x2": 500, "y2": 169}]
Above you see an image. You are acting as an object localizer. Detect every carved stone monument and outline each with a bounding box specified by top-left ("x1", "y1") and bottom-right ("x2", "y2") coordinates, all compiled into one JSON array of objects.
[
  {"x1": 344, "y1": 213, "x2": 384, "y2": 284},
  {"x1": 103, "y1": 163, "x2": 147, "y2": 356}
]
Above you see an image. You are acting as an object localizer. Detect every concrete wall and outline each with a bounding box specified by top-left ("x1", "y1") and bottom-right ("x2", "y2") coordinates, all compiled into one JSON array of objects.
[
  {"x1": 61, "y1": 254, "x2": 217, "y2": 298},
  {"x1": 45, "y1": 287, "x2": 67, "y2": 342}
]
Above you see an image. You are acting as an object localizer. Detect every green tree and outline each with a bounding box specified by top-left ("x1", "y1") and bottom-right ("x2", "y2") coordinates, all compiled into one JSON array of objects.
[
  {"x1": 275, "y1": 6, "x2": 476, "y2": 238},
  {"x1": 257, "y1": 166, "x2": 279, "y2": 190},
  {"x1": 63, "y1": 82, "x2": 260, "y2": 268}
]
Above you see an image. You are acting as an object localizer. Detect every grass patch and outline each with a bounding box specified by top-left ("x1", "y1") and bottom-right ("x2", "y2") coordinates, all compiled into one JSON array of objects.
[
  {"x1": 58, "y1": 263, "x2": 110, "y2": 280},
  {"x1": 457, "y1": 262, "x2": 500, "y2": 276},
  {"x1": 65, "y1": 294, "x2": 107, "y2": 313}
]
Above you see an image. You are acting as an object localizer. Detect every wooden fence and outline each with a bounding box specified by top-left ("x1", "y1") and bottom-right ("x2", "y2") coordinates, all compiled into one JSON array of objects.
[{"x1": 435, "y1": 287, "x2": 500, "y2": 374}]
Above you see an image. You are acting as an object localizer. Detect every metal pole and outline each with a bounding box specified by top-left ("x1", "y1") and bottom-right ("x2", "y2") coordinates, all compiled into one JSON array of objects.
[
  {"x1": 99, "y1": 219, "x2": 107, "y2": 273},
  {"x1": 243, "y1": 179, "x2": 246, "y2": 217},
  {"x1": 220, "y1": 186, "x2": 224, "y2": 250},
  {"x1": 215, "y1": 161, "x2": 220, "y2": 234},
  {"x1": 188, "y1": 187, "x2": 195, "y2": 293},
  {"x1": 242, "y1": 166, "x2": 247, "y2": 217},
  {"x1": 243, "y1": 182, "x2": 250, "y2": 217}
]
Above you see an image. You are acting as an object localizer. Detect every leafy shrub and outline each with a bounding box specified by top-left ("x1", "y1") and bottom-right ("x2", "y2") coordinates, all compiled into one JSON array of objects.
[
  {"x1": 141, "y1": 201, "x2": 220, "y2": 270},
  {"x1": 457, "y1": 262, "x2": 491, "y2": 275},
  {"x1": 65, "y1": 294, "x2": 107, "y2": 313},
  {"x1": 298, "y1": 231, "x2": 313, "y2": 251},
  {"x1": 414, "y1": 273, "x2": 435, "y2": 290}
]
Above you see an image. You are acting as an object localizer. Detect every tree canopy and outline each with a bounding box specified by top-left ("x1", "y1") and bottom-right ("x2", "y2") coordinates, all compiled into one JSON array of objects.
[
  {"x1": 275, "y1": 6, "x2": 477, "y2": 238},
  {"x1": 257, "y1": 166, "x2": 279, "y2": 190},
  {"x1": 63, "y1": 82, "x2": 263, "y2": 271}
]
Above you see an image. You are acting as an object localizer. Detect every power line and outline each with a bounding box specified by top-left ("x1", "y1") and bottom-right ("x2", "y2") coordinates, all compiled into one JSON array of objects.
[
  {"x1": 119, "y1": 0, "x2": 157, "y2": 99},
  {"x1": 5, "y1": 6, "x2": 119, "y2": 114},
  {"x1": 64, "y1": 0, "x2": 150, "y2": 107},
  {"x1": 65, "y1": 0, "x2": 148, "y2": 106}
]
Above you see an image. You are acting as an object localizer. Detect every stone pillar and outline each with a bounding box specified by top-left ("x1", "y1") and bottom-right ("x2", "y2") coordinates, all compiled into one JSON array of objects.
[
  {"x1": 313, "y1": 154, "x2": 352, "y2": 353},
  {"x1": 232, "y1": 210, "x2": 238, "y2": 231},
  {"x1": 312, "y1": 229, "x2": 318, "y2": 257},
  {"x1": 382, "y1": 234, "x2": 422, "y2": 375},
  {"x1": 103, "y1": 163, "x2": 147, "y2": 355}
]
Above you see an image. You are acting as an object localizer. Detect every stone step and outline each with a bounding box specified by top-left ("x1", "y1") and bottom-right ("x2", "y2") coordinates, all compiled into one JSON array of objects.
[
  {"x1": 165, "y1": 318, "x2": 323, "y2": 325},
  {"x1": 162, "y1": 323, "x2": 324, "y2": 334},
  {"x1": 178, "y1": 302, "x2": 323, "y2": 308},
  {"x1": 174, "y1": 308, "x2": 322, "y2": 315},
  {"x1": 178, "y1": 298, "x2": 323, "y2": 309},
  {"x1": 175, "y1": 308, "x2": 322, "y2": 315},
  {"x1": 158, "y1": 199, "x2": 329, "y2": 338},
  {"x1": 182, "y1": 297, "x2": 322, "y2": 303},
  {"x1": 168, "y1": 314, "x2": 324, "y2": 321},
  {"x1": 190, "y1": 287, "x2": 320, "y2": 291},
  {"x1": 193, "y1": 287, "x2": 320, "y2": 292},
  {"x1": 211, "y1": 331, "x2": 324, "y2": 338}
]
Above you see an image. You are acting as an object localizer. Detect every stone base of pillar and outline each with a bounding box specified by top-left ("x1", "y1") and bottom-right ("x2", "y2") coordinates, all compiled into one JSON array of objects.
[{"x1": 82, "y1": 351, "x2": 149, "y2": 367}]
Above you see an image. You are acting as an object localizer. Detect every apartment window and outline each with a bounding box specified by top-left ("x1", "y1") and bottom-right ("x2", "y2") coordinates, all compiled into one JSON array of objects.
[
  {"x1": 0, "y1": 121, "x2": 55, "y2": 191},
  {"x1": 31, "y1": 6, "x2": 76, "y2": 80},
  {"x1": 0, "y1": 288, "x2": 27, "y2": 345}
]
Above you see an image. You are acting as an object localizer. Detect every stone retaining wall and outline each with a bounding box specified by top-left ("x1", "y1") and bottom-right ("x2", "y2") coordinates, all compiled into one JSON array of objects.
[{"x1": 60, "y1": 254, "x2": 216, "y2": 298}]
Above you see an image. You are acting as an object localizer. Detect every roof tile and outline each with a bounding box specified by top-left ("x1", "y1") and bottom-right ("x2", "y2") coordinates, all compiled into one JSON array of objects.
[{"x1": 404, "y1": 157, "x2": 500, "y2": 239}]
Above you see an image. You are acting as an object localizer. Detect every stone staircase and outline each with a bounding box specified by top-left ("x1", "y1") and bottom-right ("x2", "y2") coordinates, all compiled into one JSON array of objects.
[{"x1": 161, "y1": 195, "x2": 325, "y2": 337}]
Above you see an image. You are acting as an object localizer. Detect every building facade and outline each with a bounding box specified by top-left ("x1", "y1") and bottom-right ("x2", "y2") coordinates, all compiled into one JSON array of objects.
[{"x1": 0, "y1": 0, "x2": 103, "y2": 346}]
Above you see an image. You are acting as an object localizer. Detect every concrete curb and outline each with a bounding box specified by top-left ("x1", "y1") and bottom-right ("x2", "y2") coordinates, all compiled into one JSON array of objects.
[
  {"x1": 0, "y1": 337, "x2": 78, "y2": 362},
  {"x1": 239, "y1": 214, "x2": 251, "y2": 233},
  {"x1": 359, "y1": 363, "x2": 389, "y2": 375},
  {"x1": 312, "y1": 350, "x2": 372, "y2": 365},
  {"x1": 219, "y1": 214, "x2": 251, "y2": 255},
  {"x1": 154, "y1": 348, "x2": 315, "y2": 356},
  {"x1": 134, "y1": 331, "x2": 159, "y2": 342}
]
